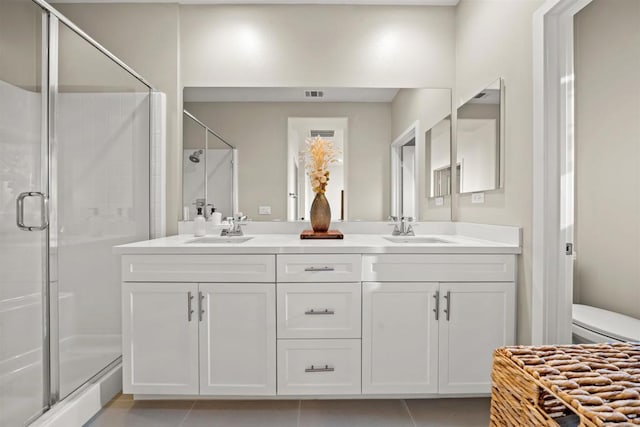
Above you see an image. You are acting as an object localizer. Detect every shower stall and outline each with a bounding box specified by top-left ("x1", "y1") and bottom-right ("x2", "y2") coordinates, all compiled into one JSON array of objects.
[{"x1": 0, "y1": 0, "x2": 153, "y2": 425}]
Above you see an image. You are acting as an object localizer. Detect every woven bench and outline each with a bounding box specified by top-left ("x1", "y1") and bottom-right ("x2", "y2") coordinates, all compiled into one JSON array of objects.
[{"x1": 490, "y1": 343, "x2": 640, "y2": 427}]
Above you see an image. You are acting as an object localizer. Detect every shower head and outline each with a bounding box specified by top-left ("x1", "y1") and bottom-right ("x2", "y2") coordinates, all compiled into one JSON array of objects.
[{"x1": 189, "y1": 150, "x2": 203, "y2": 163}]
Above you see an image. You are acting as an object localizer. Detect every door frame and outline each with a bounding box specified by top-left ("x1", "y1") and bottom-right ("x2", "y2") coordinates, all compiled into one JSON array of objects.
[
  {"x1": 532, "y1": 0, "x2": 592, "y2": 345},
  {"x1": 390, "y1": 121, "x2": 420, "y2": 220}
]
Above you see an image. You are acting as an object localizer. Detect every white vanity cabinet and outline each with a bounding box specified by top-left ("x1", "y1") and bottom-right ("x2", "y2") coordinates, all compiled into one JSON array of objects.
[
  {"x1": 119, "y1": 247, "x2": 518, "y2": 399},
  {"x1": 362, "y1": 254, "x2": 516, "y2": 395},
  {"x1": 121, "y1": 255, "x2": 276, "y2": 396}
]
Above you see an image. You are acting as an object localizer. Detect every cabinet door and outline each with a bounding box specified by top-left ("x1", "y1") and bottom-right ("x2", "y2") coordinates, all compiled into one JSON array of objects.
[
  {"x1": 362, "y1": 282, "x2": 439, "y2": 394},
  {"x1": 199, "y1": 283, "x2": 276, "y2": 395},
  {"x1": 122, "y1": 282, "x2": 199, "y2": 395},
  {"x1": 438, "y1": 282, "x2": 515, "y2": 394}
]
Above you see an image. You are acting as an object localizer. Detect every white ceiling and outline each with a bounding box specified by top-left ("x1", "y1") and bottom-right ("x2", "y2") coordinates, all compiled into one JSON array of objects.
[
  {"x1": 184, "y1": 87, "x2": 401, "y2": 103},
  {"x1": 51, "y1": 0, "x2": 458, "y2": 4}
]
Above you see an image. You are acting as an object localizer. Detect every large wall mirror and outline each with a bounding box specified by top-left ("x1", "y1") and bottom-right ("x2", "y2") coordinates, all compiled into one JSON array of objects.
[
  {"x1": 456, "y1": 78, "x2": 505, "y2": 193},
  {"x1": 182, "y1": 87, "x2": 452, "y2": 222}
]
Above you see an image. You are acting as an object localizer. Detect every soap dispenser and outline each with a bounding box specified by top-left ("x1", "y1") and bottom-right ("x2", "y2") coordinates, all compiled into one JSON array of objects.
[
  {"x1": 194, "y1": 207, "x2": 206, "y2": 237},
  {"x1": 208, "y1": 204, "x2": 222, "y2": 225}
]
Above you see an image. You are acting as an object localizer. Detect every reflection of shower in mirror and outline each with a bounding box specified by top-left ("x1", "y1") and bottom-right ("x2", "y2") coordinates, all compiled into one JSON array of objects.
[{"x1": 189, "y1": 149, "x2": 203, "y2": 163}]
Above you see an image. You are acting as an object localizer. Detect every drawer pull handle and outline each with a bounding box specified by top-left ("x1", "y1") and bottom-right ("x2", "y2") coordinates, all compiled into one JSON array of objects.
[
  {"x1": 305, "y1": 309, "x2": 335, "y2": 315},
  {"x1": 304, "y1": 266, "x2": 335, "y2": 272},
  {"x1": 433, "y1": 291, "x2": 439, "y2": 321},
  {"x1": 305, "y1": 365, "x2": 335, "y2": 373}
]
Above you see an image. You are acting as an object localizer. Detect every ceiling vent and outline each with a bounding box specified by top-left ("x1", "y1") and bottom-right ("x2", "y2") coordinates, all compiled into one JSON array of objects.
[
  {"x1": 304, "y1": 90, "x2": 324, "y2": 99},
  {"x1": 310, "y1": 130, "x2": 335, "y2": 138},
  {"x1": 474, "y1": 92, "x2": 487, "y2": 99}
]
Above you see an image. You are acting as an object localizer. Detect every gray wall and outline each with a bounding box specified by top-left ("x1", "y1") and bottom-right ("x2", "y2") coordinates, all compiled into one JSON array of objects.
[
  {"x1": 184, "y1": 101, "x2": 391, "y2": 221},
  {"x1": 574, "y1": 0, "x2": 640, "y2": 319},
  {"x1": 180, "y1": 5, "x2": 456, "y2": 89},
  {"x1": 455, "y1": 0, "x2": 544, "y2": 344}
]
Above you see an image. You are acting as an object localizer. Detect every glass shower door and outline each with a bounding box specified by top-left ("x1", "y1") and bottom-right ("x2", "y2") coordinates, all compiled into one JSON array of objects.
[
  {"x1": 0, "y1": 0, "x2": 49, "y2": 425},
  {"x1": 55, "y1": 20, "x2": 151, "y2": 399}
]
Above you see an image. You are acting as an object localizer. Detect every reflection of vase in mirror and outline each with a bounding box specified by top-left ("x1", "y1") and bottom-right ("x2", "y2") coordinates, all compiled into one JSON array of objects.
[{"x1": 310, "y1": 192, "x2": 331, "y2": 232}]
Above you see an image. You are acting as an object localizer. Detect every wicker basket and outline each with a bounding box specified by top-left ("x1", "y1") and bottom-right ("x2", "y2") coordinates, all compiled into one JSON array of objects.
[{"x1": 490, "y1": 343, "x2": 640, "y2": 427}]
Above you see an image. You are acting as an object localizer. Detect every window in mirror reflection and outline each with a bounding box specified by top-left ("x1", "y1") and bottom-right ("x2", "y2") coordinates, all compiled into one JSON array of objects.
[
  {"x1": 456, "y1": 78, "x2": 503, "y2": 194},
  {"x1": 287, "y1": 117, "x2": 347, "y2": 221}
]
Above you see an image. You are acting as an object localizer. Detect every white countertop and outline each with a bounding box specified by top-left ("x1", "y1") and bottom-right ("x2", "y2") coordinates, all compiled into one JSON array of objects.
[{"x1": 114, "y1": 233, "x2": 521, "y2": 255}]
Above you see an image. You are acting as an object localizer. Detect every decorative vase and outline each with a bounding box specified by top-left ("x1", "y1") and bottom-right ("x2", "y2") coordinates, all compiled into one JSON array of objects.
[{"x1": 310, "y1": 192, "x2": 331, "y2": 232}]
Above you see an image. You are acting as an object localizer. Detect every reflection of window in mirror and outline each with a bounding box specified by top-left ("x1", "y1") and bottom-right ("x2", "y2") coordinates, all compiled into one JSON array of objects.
[
  {"x1": 287, "y1": 118, "x2": 347, "y2": 222},
  {"x1": 456, "y1": 78, "x2": 503, "y2": 194}
]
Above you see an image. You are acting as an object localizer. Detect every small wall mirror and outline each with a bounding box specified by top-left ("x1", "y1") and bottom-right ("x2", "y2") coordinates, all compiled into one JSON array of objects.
[
  {"x1": 182, "y1": 87, "x2": 451, "y2": 222},
  {"x1": 456, "y1": 78, "x2": 504, "y2": 193}
]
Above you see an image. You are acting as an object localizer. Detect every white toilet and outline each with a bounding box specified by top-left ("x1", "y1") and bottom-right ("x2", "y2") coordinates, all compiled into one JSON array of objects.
[{"x1": 572, "y1": 304, "x2": 640, "y2": 344}]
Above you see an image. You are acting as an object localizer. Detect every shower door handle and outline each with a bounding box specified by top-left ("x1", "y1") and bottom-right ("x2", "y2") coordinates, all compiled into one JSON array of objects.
[{"x1": 16, "y1": 192, "x2": 49, "y2": 231}]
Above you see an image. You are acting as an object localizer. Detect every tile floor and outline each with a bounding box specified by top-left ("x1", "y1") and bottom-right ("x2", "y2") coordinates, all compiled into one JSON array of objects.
[{"x1": 85, "y1": 394, "x2": 490, "y2": 427}]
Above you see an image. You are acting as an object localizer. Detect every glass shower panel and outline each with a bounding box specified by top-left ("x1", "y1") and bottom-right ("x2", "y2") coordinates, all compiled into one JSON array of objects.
[
  {"x1": 0, "y1": 0, "x2": 47, "y2": 425},
  {"x1": 56, "y1": 22, "x2": 150, "y2": 399}
]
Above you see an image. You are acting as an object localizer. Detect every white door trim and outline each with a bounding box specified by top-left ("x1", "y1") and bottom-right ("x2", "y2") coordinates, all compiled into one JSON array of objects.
[
  {"x1": 532, "y1": 0, "x2": 592, "y2": 345},
  {"x1": 390, "y1": 121, "x2": 420, "y2": 220}
]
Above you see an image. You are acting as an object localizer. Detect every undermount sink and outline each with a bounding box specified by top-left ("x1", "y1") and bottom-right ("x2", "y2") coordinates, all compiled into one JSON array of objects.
[
  {"x1": 383, "y1": 236, "x2": 454, "y2": 244},
  {"x1": 186, "y1": 236, "x2": 254, "y2": 244}
]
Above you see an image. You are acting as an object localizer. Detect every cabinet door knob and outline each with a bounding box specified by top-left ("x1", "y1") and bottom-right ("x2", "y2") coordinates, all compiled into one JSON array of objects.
[{"x1": 433, "y1": 291, "x2": 440, "y2": 321}]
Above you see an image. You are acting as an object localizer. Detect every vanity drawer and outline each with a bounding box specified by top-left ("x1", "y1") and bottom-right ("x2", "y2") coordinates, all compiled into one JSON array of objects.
[
  {"x1": 277, "y1": 283, "x2": 361, "y2": 339},
  {"x1": 277, "y1": 339, "x2": 361, "y2": 395},
  {"x1": 121, "y1": 254, "x2": 275, "y2": 282},
  {"x1": 362, "y1": 254, "x2": 516, "y2": 282},
  {"x1": 276, "y1": 254, "x2": 361, "y2": 283}
]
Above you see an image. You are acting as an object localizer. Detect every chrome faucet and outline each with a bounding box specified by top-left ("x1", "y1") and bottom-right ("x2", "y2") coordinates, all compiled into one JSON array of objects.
[
  {"x1": 221, "y1": 214, "x2": 247, "y2": 237},
  {"x1": 389, "y1": 216, "x2": 415, "y2": 236}
]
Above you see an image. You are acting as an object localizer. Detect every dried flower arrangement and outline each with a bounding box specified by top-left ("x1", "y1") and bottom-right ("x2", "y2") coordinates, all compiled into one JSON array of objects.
[{"x1": 305, "y1": 136, "x2": 338, "y2": 194}]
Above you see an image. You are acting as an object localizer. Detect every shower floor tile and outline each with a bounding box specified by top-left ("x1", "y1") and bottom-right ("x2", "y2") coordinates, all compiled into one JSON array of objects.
[{"x1": 84, "y1": 395, "x2": 490, "y2": 427}]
